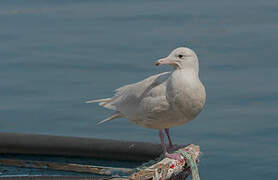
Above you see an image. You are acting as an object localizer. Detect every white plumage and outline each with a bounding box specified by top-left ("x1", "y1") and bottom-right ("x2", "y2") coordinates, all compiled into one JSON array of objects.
[{"x1": 86, "y1": 47, "x2": 206, "y2": 160}]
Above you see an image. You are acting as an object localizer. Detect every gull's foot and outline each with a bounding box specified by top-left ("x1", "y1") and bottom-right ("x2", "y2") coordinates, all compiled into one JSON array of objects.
[
  {"x1": 165, "y1": 152, "x2": 183, "y2": 161},
  {"x1": 168, "y1": 144, "x2": 178, "y2": 152},
  {"x1": 167, "y1": 144, "x2": 185, "y2": 152}
]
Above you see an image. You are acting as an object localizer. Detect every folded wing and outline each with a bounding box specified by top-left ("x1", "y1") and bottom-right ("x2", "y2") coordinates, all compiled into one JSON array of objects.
[{"x1": 87, "y1": 72, "x2": 171, "y2": 121}]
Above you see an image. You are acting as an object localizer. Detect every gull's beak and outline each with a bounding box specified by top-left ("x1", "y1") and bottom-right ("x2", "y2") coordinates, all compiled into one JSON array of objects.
[{"x1": 155, "y1": 57, "x2": 172, "y2": 66}]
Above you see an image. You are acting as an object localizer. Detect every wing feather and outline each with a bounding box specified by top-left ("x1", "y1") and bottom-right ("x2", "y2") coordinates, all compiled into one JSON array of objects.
[
  {"x1": 86, "y1": 72, "x2": 171, "y2": 119},
  {"x1": 105, "y1": 72, "x2": 171, "y2": 112}
]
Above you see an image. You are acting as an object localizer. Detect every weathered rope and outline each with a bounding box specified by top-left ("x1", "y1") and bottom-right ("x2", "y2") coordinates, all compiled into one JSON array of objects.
[
  {"x1": 177, "y1": 149, "x2": 200, "y2": 180},
  {"x1": 133, "y1": 148, "x2": 200, "y2": 180}
]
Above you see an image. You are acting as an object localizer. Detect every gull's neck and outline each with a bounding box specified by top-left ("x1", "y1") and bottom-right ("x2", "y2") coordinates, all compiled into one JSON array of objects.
[{"x1": 174, "y1": 66, "x2": 199, "y2": 78}]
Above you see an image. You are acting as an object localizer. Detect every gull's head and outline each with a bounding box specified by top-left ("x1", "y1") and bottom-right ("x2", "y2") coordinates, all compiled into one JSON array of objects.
[{"x1": 155, "y1": 47, "x2": 199, "y2": 70}]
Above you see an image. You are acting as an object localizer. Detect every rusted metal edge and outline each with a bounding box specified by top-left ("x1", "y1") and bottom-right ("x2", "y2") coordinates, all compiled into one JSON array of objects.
[{"x1": 0, "y1": 159, "x2": 133, "y2": 176}]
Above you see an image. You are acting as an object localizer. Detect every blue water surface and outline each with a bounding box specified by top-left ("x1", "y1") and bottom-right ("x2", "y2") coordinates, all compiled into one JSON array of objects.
[{"x1": 0, "y1": 0, "x2": 278, "y2": 179}]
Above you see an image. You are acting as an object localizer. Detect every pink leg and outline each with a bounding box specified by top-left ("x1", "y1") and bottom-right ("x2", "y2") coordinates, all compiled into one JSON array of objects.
[
  {"x1": 164, "y1": 128, "x2": 174, "y2": 147},
  {"x1": 159, "y1": 130, "x2": 182, "y2": 161},
  {"x1": 159, "y1": 130, "x2": 167, "y2": 153}
]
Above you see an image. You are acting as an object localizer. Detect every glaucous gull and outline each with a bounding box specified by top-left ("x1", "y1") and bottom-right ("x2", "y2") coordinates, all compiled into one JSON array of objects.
[{"x1": 86, "y1": 47, "x2": 206, "y2": 160}]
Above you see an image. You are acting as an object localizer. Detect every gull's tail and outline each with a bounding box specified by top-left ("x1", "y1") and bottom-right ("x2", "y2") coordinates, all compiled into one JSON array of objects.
[{"x1": 86, "y1": 98, "x2": 123, "y2": 124}]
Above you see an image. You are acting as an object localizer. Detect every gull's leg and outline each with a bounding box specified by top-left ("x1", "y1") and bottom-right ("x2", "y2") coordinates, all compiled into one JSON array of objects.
[
  {"x1": 164, "y1": 128, "x2": 174, "y2": 148},
  {"x1": 159, "y1": 130, "x2": 167, "y2": 153},
  {"x1": 159, "y1": 130, "x2": 182, "y2": 161}
]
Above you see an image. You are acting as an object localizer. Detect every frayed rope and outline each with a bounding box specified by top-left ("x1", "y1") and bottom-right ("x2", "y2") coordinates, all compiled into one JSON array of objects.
[{"x1": 177, "y1": 149, "x2": 200, "y2": 180}]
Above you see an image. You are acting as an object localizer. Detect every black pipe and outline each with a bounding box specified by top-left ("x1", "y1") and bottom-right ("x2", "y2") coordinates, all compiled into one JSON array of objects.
[
  {"x1": 0, "y1": 176, "x2": 111, "y2": 180},
  {"x1": 0, "y1": 132, "x2": 162, "y2": 161}
]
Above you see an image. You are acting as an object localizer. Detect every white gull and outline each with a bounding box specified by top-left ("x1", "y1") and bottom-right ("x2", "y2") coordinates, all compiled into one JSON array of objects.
[{"x1": 86, "y1": 47, "x2": 206, "y2": 160}]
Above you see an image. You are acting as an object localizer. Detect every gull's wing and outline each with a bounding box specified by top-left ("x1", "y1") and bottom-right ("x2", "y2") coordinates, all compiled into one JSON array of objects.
[{"x1": 87, "y1": 72, "x2": 171, "y2": 118}]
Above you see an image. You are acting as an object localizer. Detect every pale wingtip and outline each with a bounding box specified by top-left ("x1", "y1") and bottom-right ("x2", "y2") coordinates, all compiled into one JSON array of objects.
[
  {"x1": 85, "y1": 100, "x2": 96, "y2": 103},
  {"x1": 96, "y1": 117, "x2": 112, "y2": 125},
  {"x1": 96, "y1": 119, "x2": 106, "y2": 125},
  {"x1": 85, "y1": 98, "x2": 112, "y2": 104},
  {"x1": 96, "y1": 112, "x2": 123, "y2": 125}
]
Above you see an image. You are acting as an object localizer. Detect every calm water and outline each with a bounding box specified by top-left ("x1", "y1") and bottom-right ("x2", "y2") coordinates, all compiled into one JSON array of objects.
[{"x1": 0, "y1": 0, "x2": 278, "y2": 179}]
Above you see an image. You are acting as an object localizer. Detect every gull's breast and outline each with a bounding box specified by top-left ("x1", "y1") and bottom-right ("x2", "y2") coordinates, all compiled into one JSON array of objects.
[{"x1": 166, "y1": 70, "x2": 206, "y2": 121}]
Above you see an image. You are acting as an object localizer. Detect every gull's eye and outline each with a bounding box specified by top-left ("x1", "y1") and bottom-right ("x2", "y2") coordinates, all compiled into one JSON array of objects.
[{"x1": 178, "y1": 54, "x2": 183, "y2": 58}]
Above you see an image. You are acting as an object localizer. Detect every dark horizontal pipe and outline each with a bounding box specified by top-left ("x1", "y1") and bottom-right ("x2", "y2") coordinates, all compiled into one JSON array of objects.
[
  {"x1": 0, "y1": 132, "x2": 162, "y2": 161},
  {"x1": 0, "y1": 176, "x2": 111, "y2": 180}
]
